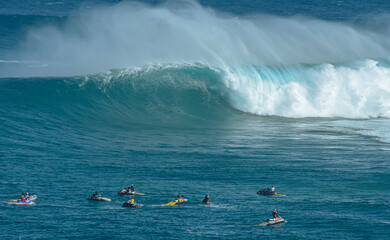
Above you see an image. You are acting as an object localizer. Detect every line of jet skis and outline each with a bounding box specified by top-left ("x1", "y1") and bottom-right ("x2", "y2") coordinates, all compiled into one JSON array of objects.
[
  {"x1": 87, "y1": 185, "x2": 286, "y2": 226},
  {"x1": 6, "y1": 185, "x2": 286, "y2": 226},
  {"x1": 87, "y1": 185, "x2": 193, "y2": 208}
]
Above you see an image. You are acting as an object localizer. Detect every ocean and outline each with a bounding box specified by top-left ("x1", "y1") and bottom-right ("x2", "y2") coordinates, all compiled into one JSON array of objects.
[{"x1": 1, "y1": 0, "x2": 390, "y2": 239}]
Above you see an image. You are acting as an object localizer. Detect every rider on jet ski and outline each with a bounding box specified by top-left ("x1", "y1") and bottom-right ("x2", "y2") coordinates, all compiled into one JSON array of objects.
[
  {"x1": 203, "y1": 194, "x2": 211, "y2": 204},
  {"x1": 273, "y1": 209, "x2": 281, "y2": 219},
  {"x1": 91, "y1": 191, "x2": 100, "y2": 198},
  {"x1": 176, "y1": 194, "x2": 187, "y2": 201},
  {"x1": 126, "y1": 184, "x2": 135, "y2": 193},
  {"x1": 127, "y1": 198, "x2": 136, "y2": 207}
]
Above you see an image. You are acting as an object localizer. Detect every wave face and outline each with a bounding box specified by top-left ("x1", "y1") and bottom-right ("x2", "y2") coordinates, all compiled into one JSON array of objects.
[
  {"x1": 0, "y1": 65, "x2": 236, "y2": 128},
  {"x1": 2, "y1": 1, "x2": 390, "y2": 119}
]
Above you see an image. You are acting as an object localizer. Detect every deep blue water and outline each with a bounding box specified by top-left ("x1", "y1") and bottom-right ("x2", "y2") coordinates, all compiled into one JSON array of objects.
[{"x1": 1, "y1": 1, "x2": 390, "y2": 239}]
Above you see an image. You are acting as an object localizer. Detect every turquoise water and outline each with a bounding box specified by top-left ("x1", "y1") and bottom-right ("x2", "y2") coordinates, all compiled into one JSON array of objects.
[{"x1": 1, "y1": 1, "x2": 390, "y2": 239}]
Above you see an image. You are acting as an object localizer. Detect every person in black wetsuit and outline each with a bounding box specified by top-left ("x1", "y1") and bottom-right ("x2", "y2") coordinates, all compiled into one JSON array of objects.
[
  {"x1": 203, "y1": 194, "x2": 211, "y2": 204},
  {"x1": 94, "y1": 191, "x2": 99, "y2": 198}
]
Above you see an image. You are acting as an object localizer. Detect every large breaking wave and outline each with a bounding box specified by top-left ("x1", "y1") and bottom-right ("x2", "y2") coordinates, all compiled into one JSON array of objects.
[{"x1": 2, "y1": 0, "x2": 390, "y2": 119}]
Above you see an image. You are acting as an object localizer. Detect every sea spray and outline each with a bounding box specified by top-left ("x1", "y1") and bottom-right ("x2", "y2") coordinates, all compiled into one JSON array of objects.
[{"x1": 3, "y1": 0, "x2": 390, "y2": 77}]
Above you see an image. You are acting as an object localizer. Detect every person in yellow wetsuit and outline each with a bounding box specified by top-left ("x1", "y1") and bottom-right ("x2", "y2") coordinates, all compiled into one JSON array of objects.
[{"x1": 127, "y1": 198, "x2": 136, "y2": 207}]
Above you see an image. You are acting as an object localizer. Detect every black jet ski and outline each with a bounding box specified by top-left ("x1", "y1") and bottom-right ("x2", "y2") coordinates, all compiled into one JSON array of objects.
[
  {"x1": 257, "y1": 188, "x2": 275, "y2": 195},
  {"x1": 122, "y1": 202, "x2": 142, "y2": 208}
]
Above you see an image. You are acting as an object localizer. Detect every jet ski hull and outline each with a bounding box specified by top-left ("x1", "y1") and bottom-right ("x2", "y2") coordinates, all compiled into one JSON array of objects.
[
  {"x1": 118, "y1": 190, "x2": 136, "y2": 195},
  {"x1": 257, "y1": 189, "x2": 276, "y2": 195},
  {"x1": 87, "y1": 197, "x2": 111, "y2": 201},
  {"x1": 122, "y1": 203, "x2": 142, "y2": 208},
  {"x1": 7, "y1": 200, "x2": 35, "y2": 205},
  {"x1": 267, "y1": 218, "x2": 285, "y2": 225}
]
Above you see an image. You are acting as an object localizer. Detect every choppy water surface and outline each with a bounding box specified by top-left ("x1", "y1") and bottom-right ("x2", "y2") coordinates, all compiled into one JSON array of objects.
[{"x1": 1, "y1": 0, "x2": 390, "y2": 239}]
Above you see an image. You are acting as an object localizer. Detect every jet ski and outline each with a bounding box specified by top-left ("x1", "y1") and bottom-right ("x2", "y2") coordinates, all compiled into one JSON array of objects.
[
  {"x1": 26, "y1": 194, "x2": 37, "y2": 201},
  {"x1": 11, "y1": 194, "x2": 38, "y2": 202},
  {"x1": 257, "y1": 188, "x2": 275, "y2": 195},
  {"x1": 118, "y1": 189, "x2": 145, "y2": 195},
  {"x1": 118, "y1": 189, "x2": 136, "y2": 195},
  {"x1": 266, "y1": 217, "x2": 285, "y2": 225},
  {"x1": 87, "y1": 196, "x2": 111, "y2": 201},
  {"x1": 176, "y1": 197, "x2": 188, "y2": 204},
  {"x1": 7, "y1": 200, "x2": 35, "y2": 205},
  {"x1": 122, "y1": 202, "x2": 142, "y2": 208}
]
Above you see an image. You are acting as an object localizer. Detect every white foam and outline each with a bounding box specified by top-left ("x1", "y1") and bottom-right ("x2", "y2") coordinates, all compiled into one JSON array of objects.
[{"x1": 222, "y1": 60, "x2": 390, "y2": 118}]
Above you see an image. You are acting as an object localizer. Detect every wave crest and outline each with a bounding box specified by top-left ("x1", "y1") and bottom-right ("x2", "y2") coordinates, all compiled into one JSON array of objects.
[{"x1": 222, "y1": 60, "x2": 390, "y2": 118}]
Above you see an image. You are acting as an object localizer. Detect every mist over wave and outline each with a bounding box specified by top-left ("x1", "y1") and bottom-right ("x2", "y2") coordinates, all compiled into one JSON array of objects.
[
  {"x1": 6, "y1": 0, "x2": 390, "y2": 77},
  {"x1": 2, "y1": 0, "x2": 390, "y2": 119}
]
